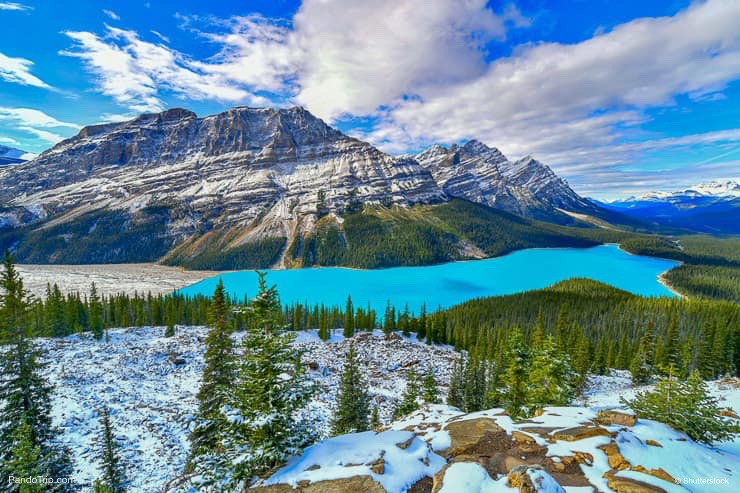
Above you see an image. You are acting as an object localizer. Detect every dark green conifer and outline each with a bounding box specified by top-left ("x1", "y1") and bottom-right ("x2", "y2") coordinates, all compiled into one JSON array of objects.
[
  {"x1": 96, "y1": 407, "x2": 126, "y2": 493},
  {"x1": 332, "y1": 343, "x2": 370, "y2": 435},
  {"x1": 422, "y1": 366, "x2": 439, "y2": 404}
]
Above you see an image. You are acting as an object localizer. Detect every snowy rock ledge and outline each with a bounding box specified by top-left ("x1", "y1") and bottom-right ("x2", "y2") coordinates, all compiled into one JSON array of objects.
[{"x1": 256, "y1": 404, "x2": 739, "y2": 493}]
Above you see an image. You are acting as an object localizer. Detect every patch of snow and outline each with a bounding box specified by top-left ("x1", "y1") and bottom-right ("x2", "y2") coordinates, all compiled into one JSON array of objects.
[
  {"x1": 437, "y1": 462, "x2": 515, "y2": 493},
  {"x1": 265, "y1": 429, "x2": 445, "y2": 491}
]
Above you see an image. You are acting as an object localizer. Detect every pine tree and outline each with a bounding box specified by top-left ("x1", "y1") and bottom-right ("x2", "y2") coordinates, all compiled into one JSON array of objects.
[
  {"x1": 503, "y1": 328, "x2": 530, "y2": 418},
  {"x1": 658, "y1": 314, "x2": 680, "y2": 373},
  {"x1": 370, "y1": 405, "x2": 381, "y2": 430},
  {"x1": 96, "y1": 407, "x2": 126, "y2": 493},
  {"x1": 89, "y1": 283, "x2": 104, "y2": 339},
  {"x1": 383, "y1": 300, "x2": 395, "y2": 337},
  {"x1": 318, "y1": 305, "x2": 330, "y2": 341},
  {"x1": 462, "y1": 353, "x2": 486, "y2": 412},
  {"x1": 164, "y1": 324, "x2": 175, "y2": 338},
  {"x1": 630, "y1": 321, "x2": 655, "y2": 384},
  {"x1": 531, "y1": 309, "x2": 545, "y2": 346},
  {"x1": 44, "y1": 284, "x2": 67, "y2": 337},
  {"x1": 624, "y1": 369, "x2": 737, "y2": 444},
  {"x1": 332, "y1": 343, "x2": 370, "y2": 435},
  {"x1": 422, "y1": 366, "x2": 439, "y2": 404},
  {"x1": 394, "y1": 369, "x2": 421, "y2": 419},
  {"x1": 447, "y1": 357, "x2": 465, "y2": 409},
  {"x1": 188, "y1": 279, "x2": 235, "y2": 460},
  {"x1": 0, "y1": 251, "x2": 74, "y2": 491},
  {"x1": 343, "y1": 295, "x2": 355, "y2": 338},
  {"x1": 215, "y1": 272, "x2": 315, "y2": 488},
  {"x1": 7, "y1": 421, "x2": 44, "y2": 493},
  {"x1": 528, "y1": 335, "x2": 576, "y2": 412},
  {"x1": 695, "y1": 320, "x2": 716, "y2": 379}
]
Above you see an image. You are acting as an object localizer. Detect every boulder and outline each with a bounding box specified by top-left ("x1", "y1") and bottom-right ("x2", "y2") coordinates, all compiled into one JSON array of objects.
[
  {"x1": 442, "y1": 418, "x2": 507, "y2": 457},
  {"x1": 508, "y1": 465, "x2": 566, "y2": 493},
  {"x1": 551, "y1": 426, "x2": 610, "y2": 442},
  {"x1": 302, "y1": 476, "x2": 385, "y2": 493},
  {"x1": 605, "y1": 473, "x2": 666, "y2": 493},
  {"x1": 595, "y1": 410, "x2": 637, "y2": 427},
  {"x1": 598, "y1": 442, "x2": 630, "y2": 471}
]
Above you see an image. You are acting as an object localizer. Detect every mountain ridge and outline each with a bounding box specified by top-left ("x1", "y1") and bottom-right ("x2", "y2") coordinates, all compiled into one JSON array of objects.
[{"x1": 0, "y1": 106, "x2": 634, "y2": 269}]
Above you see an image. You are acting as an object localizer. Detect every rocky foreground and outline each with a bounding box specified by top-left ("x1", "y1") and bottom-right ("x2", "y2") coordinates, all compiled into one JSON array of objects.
[{"x1": 256, "y1": 404, "x2": 739, "y2": 493}]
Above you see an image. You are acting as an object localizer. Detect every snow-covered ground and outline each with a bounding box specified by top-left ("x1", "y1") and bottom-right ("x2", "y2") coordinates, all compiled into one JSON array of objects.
[
  {"x1": 37, "y1": 326, "x2": 458, "y2": 492},
  {"x1": 17, "y1": 263, "x2": 220, "y2": 298},
  {"x1": 33, "y1": 326, "x2": 740, "y2": 492}
]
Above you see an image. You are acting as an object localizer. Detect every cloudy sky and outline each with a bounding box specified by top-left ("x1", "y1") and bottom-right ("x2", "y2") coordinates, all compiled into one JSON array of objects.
[{"x1": 0, "y1": 0, "x2": 739, "y2": 198}]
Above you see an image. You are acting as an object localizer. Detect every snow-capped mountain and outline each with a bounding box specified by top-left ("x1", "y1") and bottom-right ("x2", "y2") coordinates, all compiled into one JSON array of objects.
[
  {"x1": 0, "y1": 144, "x2": 35, "y2": 165},
  {"x1": 0, "y1": 106, "x2": 624, "y2": 266},
  {"x1": 612, "y1": 179, "x2": 740, "y2": 204},
  {"x1": 414, "y1": 140, "x2": 598, "y2": 222},
  {"x1": 597, "y1": 179, "x2": 740, "y2": 234}
]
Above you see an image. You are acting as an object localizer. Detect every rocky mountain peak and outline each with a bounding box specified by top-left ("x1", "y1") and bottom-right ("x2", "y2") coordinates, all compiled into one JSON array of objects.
[
  {"x1": 415, "y1": 141, "x2": 592, "y2": 221},
  {"x1": 0, "y1": 105, "x2": 444, "y2": 266}
]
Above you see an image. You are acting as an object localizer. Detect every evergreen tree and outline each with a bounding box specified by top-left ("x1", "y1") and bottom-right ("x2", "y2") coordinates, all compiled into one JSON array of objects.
[
  {"x1": 343, "y1": 295, "x2": 354, "y2": 338},
  {"x1": 624, "y1": 369, "x2": 737, "y2": 444},
  {"x1": 214, "y1": 272, "x2": 315, "y2": 488},
  {"x1": 0, "y1": 251, "x2": 74, "y2": 492},
  {"x1": 370, "y1": 406, "x2": 381, "y2": 430},
  {"x1": 462, "y1": 353, "x2": 486, "y2": 412},
  {"x1": 383, "y1": 300, "x2": 395, "y2": 337},
  {"x1": 630, "y1": 321, "x2": 656, "y2": 384},
  {"x1": 422, "y1": 366, "x2": 439, "y2": 404},
  {"x1": 44, "y1": 284, "x2": 67, "y2": 338},
  {"x1": 531, "y1": 309, "x2": 545, "y2": 346},
  {"x1": 447, "y1": 358, "x2": 465, "y2": 409},
  {"x1": 528, "y1": 335, "x2": 576, "y2": 411},
  {"x1": 696, "y1": 320, "x2": 716, "y2": 379},
  {"x1": 89, "y1": 283, "x2": 104, "y2": 339},
  {"x1": 318, "y1": 305, "x2": 330, "y2": 341},
  {"x1": 96, "y1": 407, "x2": 126, "y2": 493},
  {"x1": 332, "y1": 343, "x2": 370, "y2": 435},
  {"x1": 164, "y1": 324, "x2": 175, "y2": 338},
  {"x1": 188, "y1": 279, "x2": 235, "y2": 460},
  {"x1": 394, "y1": 369, "x2": 420, "y2": 419},
  {"x1": 7, "y1": 420, "x2": 44, "y2": 493},
  {"x1": 658, "y1": 314, "x2": 681, "y2": 373},
  {"x1": 502, "y1": 328, "x2": 529, "y2": 418}
]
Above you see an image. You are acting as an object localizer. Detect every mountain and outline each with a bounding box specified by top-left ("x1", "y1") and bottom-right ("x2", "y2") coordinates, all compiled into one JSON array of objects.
[
  {"x1": 0, "y1": 106, "x2": 624, "y2": 269},
  {"x1": 597, "y1": 179, "x2": 740, "y2": 234},
  {"x1": 413, "y1": 140, "x2": 599, "y2": 223},
  {"x1": 0, "y1": 144, "x2": 35, "y2": 165}
]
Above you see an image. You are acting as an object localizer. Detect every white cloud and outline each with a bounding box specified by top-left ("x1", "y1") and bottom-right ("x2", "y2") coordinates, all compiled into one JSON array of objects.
[
  {"x1": 150, "y1": 30, "x2": 170, "y2": 43},
  {"x1": 0, "y1": 51, "x2": 54, "y2": 89},
  {"x1": 0, "y1": 107, "x2": 79, "y2": 129},
  {"x1": 17, "y1": 126, "x2": 66, "y2": 144},
  {"x1": 0, "y1": 107, "x2": 80, "y2": 144},
  {"x1": 62, "y1": 25, "x2": 271, "y2": 113},
  {"x1": 353, "y1": 0, "x2": 740, "y2": 192},
  {"x1": 102, "y1": 9, "x2": 120, "y2": 21},
  {"x1": 290, "y1": 0, "x2": 524, "y2": 119},
  {"x1": 0, "y1": 2, "x2": 31, "y2": 10},
  {"x1": 0, "y1": 136, "x2": 20, "y2": 145}
]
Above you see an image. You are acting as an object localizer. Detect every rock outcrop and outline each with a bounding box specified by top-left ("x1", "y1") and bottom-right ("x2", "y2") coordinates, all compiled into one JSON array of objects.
[{"x1": 254, "y1": 404, "x2": 737, "y2": 492}]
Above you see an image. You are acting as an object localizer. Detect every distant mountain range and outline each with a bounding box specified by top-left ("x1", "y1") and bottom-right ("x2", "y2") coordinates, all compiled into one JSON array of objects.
[
  {"x1": 0, "y1": 106, "x2": 688, "y2": 269},
  {"x1": 594, "y1": 180, "x2": 740, "y2": 234},
  {"x1": 0, "y1": 145, "x2": 35, "y2": 165}
]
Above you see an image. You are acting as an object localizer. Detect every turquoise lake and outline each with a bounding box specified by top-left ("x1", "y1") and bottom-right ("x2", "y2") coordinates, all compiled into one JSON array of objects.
[{"x1": 178, "y1": 244, "x2": 679, "y2": 313}]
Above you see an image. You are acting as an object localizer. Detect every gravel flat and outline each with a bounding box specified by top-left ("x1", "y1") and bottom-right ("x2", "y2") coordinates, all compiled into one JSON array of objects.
[{"x1": 17, "y1": 263, "x2": 221, "y2": 297}]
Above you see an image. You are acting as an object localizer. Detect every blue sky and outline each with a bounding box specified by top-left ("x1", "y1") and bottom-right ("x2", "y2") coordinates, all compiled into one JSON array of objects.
[{"x1": 1, "y1": 0, "x2": 739, "y2": 198}]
